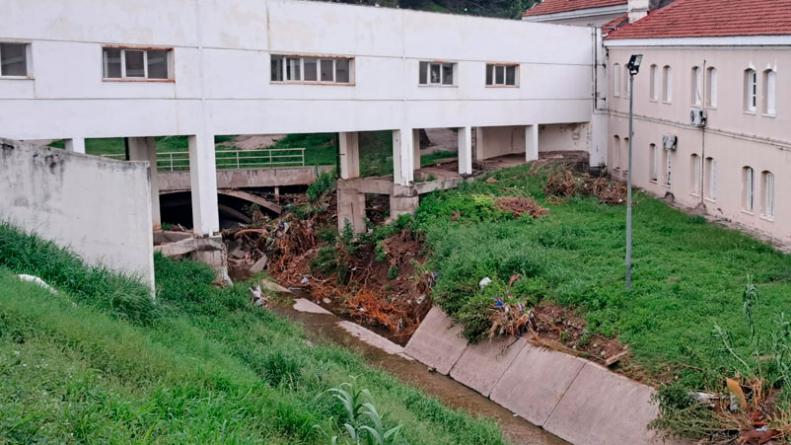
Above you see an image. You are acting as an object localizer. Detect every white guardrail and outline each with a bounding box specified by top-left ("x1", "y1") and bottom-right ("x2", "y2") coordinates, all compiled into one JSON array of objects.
[{"x1": 101, "y1": 148, "x2": 306, "y2": 171}]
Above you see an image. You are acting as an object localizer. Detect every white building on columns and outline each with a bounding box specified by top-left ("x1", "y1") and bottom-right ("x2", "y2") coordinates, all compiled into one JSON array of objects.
[{"x1": 1, "y1": 0, "x2": 598, "y2": 242}]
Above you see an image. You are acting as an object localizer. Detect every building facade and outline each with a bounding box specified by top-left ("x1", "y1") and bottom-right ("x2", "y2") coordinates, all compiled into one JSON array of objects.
[{"x1": 605, "y1": 0, "x2": 791, "y2": 245}]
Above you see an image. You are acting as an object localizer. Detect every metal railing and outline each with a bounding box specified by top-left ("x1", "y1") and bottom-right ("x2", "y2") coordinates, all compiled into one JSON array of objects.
[{"x1": 102, "y1": 148, "x2": 306, "y2": 171}]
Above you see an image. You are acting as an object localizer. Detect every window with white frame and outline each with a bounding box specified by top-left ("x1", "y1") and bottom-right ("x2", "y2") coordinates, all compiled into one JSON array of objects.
[
  {"x1": 624, "y1": 66, "x2": 630, "y2": 97},
  {"x1": 649, "y1": 64, "x2": 658, "y2": 101},
  {"x1": 691, "y1": 66, "x2": 702, "y2": 105},
  {"x1": 662, "y1": 65, "x2": 672, "y2": 102},
  {"x1": 690, "y1": 154, "x2": 701, "y2": 195},
  {"x1": 485, "y1": 63, "x2": 518, "y2": 86},
  {"x1": 419, "y1": 61, "x2": 455, "y2": 86},
  {"x1": 764, "y1": 69, "x2": 777, "y2": 116},
  {"x1": 761, "y1": 170, "x2": 775, "y2": 217},
  {"x1": 613, "y1": 63, "x2": 621, "y2": 97},
  {"x1": 704, "y1": 156, "x2": 717, "y2": 200},
  {"x1": 706, "y1": 67, "x2": 718, "y2": 108},
  {"x1": 270, "y1": 55, "x2": 353, "y2": 84},
  {"x1": 649, "y1": 144, "x2": 658, "y2": 182},
  {"x1": 742, "y1": 166, "x2": 754, "y2": 211},
  {"x1": 103, "y1": 47, "x2": 172, "y2": 80},
  {"x1": 0, "y1": 42, "x2": 30, "y2": 77},
  {"x1": 744, "y1": 68, "x2": 757, "y2": 112}
]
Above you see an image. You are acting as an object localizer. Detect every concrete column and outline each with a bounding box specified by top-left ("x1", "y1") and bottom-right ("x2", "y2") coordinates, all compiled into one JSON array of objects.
[
  {"x1": 474, "y1": 127, "x2": 486, "y2": 161},
  {"x1": 412, "y1": 129, "x2": 421, "y2": 171},
  {"x1": 457, "y1": 126, "x2": 473, "y2": 175},
  {"x1": 337, "y1": 188, "x2": 366, "y2": 233},
  {"x1": 128, "y1": 137, "x2": 161, "y2": 229},
  {"x1": 188, "y1": 133, "x2": 220, "y2": 236},
  {"x1": 392, "y1": 128, "x2": 414, "y2": 186},
  {"x1": 64, "y1": 137, "x2": 86, "y2": 154},
  {"x1": 525, "y1": 124, "x2": 539, "y2": 162},
  {"x1": 339, "y1": 132, "x2": 360, "y2": 179}
]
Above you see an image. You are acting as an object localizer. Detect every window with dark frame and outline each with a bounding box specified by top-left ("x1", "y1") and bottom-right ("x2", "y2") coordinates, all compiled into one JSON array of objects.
[
  {"x1": 102, "y1": 47, "x2": 173, "y2": 80},
  {"x1": 486, "y1": 63, "x2": 518, "y2": 87},
  {"x1": 0, "y1": 42, "x2": 29, "y2": 77},
  {"x1": 270, "y1": 54, "x2": 354, "y2": 85}
]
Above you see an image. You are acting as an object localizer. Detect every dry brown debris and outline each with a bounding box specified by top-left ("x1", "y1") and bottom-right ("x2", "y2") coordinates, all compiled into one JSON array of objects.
[
  {"x1": 495, "y1": 196, "x2": 549, "y2": 219},
  {"x1": 544, "y1": 167, "x2": 627, "y2": 205}
]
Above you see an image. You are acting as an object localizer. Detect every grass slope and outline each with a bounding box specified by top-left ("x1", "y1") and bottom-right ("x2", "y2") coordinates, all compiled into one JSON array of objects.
[
  {"x1": 0, "y1": 224, "x2": 506, "y2": 444},
  {"x1": 414, "y1": 165, "x2": 791, "y2": 390}
]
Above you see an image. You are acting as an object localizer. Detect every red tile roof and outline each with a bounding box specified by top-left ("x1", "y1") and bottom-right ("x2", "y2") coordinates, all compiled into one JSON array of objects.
[
  {"x1": 607, "y1": 0, "x2": 791, "y2": 40},
  {"x1": 522, "y1": 0, "x2": 627, "y2": 17},
  {"x1": 601, "y1": 13, "x2": 629, "y2": 35}
]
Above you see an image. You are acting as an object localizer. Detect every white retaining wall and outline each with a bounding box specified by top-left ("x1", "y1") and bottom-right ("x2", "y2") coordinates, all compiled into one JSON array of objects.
[{"x1": 0, "y1": 139, "x2": 155, "y2": 288}]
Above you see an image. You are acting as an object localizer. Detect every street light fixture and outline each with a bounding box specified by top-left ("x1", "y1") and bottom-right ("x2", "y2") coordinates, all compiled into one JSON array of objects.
[{"x1": 625, "y1": 54, "x2": 642, "y2": 290}]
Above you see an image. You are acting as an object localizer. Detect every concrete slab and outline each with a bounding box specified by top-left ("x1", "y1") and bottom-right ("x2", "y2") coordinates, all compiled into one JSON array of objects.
[
  {"x1": 544, "y1": 363, "x2": 663, "y2": 445},
  {"x1": 337, "y1": 321, "x2": 405, "y2": 355},
  {"x1": 450, "y1": 336, "x2": 526, "y2": 397},
  {"x1": 490, "y1": 343, "x2": 586, "y2": 427},
  {"x1": 293, "y1": 298, "x2": 332, "y2": 315},
  {"x1": 404, "y1": 306, "x2": 468, "y2": 375}
]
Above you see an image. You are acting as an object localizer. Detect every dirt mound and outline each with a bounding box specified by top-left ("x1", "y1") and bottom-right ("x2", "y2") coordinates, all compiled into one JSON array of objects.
[
  {"x1": 495, "y1": 196, "x2": 549, "y2": 219},
  {"x1": 544, "y1": 167, "x2": 626, "y2": 205}
]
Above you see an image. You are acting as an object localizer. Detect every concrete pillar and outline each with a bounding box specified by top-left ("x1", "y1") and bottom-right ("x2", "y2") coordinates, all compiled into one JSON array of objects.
[
  {"x1": 188, "y1": 133, "x2": 220, "y2": 236},
  {"x1": 474, "y1": 127, "x2": 486, "y2": 161},
  {"x1": 525, "y1": 124, "x2": 539, "y2": 162},
  {"x1": 337, "y1": 188, "x2": 366, "y2": 233},
  {"x1": 128, "y1": 137, "x2": 162, "y2": 229},
  {"x1": 64, "y1": 137, "x2": 86, "y2": 154},
  {"x1": 339, "y1": 132, "x2": 360, "y2": 180},
  {"x1": 457, "y1": 126, "x2": 473, "y2": 175},
  {"x1": 392, "y1": 128, "x2": 414, "y2": 186},
  {"x1": 412, "y1": 129, "x2": 421, "y2": 171},
  {"x1": 389, "y1": 194, "x2": 419, "y2": 220}
]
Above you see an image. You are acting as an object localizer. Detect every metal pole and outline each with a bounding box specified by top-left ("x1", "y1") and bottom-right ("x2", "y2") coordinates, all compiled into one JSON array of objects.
[{"x1": 626, "y1": 73, "x2": 635, "y2": 289}]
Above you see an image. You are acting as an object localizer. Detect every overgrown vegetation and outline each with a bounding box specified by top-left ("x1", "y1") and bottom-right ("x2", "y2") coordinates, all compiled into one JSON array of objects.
[
  {"x1": 406, "y1": 164, "x2": 791, "y2": 442},
  {"x1": 0, "y1": 225, "x2": 507, "y2": 444}
]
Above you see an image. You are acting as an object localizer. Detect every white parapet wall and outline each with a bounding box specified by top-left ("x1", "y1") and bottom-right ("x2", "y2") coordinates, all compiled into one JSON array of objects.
[
  {"x1": 0, "y1": 139, "x2": 155, "y2": 288},
  {"x1": 0, "y1": 0, "x2": 595, "y2": 139}
]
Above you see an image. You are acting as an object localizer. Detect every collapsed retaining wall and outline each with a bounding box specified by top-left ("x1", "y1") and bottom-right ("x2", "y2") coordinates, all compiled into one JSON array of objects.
[
  {"x1": 405, "y1": 307, "x2": 686, "y2": 445},
  {"x1": 0, "y1": 139, "x2": 155, "y2": 288}
]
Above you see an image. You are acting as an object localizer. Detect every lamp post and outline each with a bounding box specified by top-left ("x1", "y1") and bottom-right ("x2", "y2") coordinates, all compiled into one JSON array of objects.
[{"x1": 625, "y1": 54, "x2": 642, "y2": 290}]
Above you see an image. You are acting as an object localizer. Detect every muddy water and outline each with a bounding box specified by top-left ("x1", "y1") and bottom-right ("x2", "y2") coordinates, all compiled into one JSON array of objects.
[{"x1": 276, "y1": 306, "x2": 569, "y2": 445}]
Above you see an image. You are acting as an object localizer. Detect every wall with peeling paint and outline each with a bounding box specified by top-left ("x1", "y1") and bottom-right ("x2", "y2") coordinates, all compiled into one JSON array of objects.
[
  {"x1": 0, "y1": 0, "x2": 595, "y2": 139},
  {"x1": 0, "y1": 139, "x2": 155, "y2": 288}
]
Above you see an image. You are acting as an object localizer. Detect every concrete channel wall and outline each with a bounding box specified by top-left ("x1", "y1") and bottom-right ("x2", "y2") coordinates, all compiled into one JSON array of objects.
[
  {"x1": 405, "y1": 307, "x2": 687, "y2": 445},
  {"x1": 0, "y1": 139, "x2": 155, "y2": 288}
]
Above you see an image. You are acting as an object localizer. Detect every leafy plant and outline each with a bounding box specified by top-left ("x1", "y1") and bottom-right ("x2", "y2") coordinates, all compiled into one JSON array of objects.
[{"x1": 317, "y1": 381, "x2": 405, "y2": 445}]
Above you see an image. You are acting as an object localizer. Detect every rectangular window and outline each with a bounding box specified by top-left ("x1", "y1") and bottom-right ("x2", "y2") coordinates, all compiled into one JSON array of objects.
[
  {"x1": 662, "y1": 147, "x2": 671, "y2": 186},
  {"x1": 762, "y1": 171, "x2": 775, "y2": 217},
  {"x1": 745, "y1": 69, "x2": 757, "y2": 112},
  {"x1": 270, "y1": 54, "x2": 354, "y2": 85},
  {"x1": 649, "y1": 64, "x2": 657, "y2": 101},
  {"x1": 706, "y1": 67, "x2": 718, "y2": 108},
  {"x1": 662, "y1": 66, "x2": 672, "y2": 102},
  {"x1": 691, "y1": 66, "x2": 702, "y2": 105},
  {"x1": 419, "y1": 61, "x2": 455, "y2": 86},
  {"x1": 103, "y1": 47, "x2": 173, "y2": 80},
  {"x1": 742, "y1": 167, "x2": 754, "y2": 211},
  {"x1": 704, "y1": 157, "x2": 717, "y2": 200},
  {"x1": 649, "y1": 144, "x2": 658, "y2": 182},
  {"x1": 690, "y1": 154, "x2": 701, "y2": 195},
  {"x1": 613, "y1": 64, "x2": 621, "y2": 98},
  {"x1": 0, "y1": 42, "x2": 29, "y2": 77},
  {"x1": 303, "y1": 58, "x2": 318, "y2": 81},
  {"x1": 764, "y1": 70, "x2": 777, "y2": 116},
  {"x1": 486, "y1": 63, "x2": 518, "y2": 87}
]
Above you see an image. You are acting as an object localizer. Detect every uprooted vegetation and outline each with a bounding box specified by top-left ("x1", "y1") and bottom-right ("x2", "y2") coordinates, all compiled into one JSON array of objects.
[{"x1": 224, "y1": 163, "x2": 791, "y2": 443}]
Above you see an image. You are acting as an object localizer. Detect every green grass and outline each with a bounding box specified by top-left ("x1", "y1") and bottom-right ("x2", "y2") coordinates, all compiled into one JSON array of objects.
[
  {"x1": 269, "y1": 133, "x2": 338, "y2": 167},
  {"x1": 0, "y1": 224, "x2": 507, "y2": 444},
  {"x1": 412, "y1": 165, "x2": 791, "y2": 390},
  {"x1": 420, "y1": 150, "x2": 457, "y2": 167}
]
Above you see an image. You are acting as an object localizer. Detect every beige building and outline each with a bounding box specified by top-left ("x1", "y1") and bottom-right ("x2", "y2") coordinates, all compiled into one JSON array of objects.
[{"x1": 526, "y1": 0, "x2": 791, "y2": 246}]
